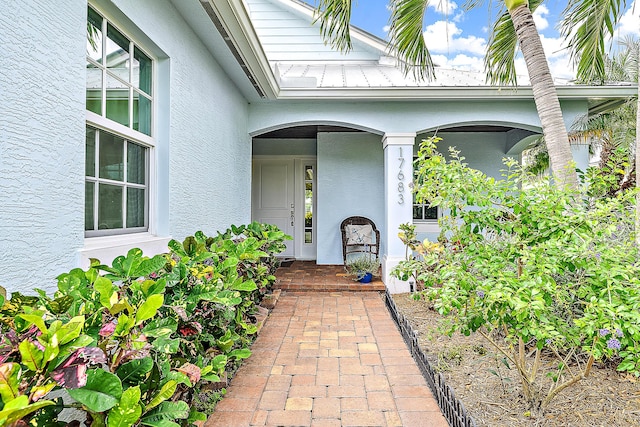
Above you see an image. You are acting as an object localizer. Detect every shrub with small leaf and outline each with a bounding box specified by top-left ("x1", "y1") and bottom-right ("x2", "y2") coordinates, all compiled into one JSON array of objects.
[{"x1": 393, "y1": 137, "x2": 640, "y2": 413}]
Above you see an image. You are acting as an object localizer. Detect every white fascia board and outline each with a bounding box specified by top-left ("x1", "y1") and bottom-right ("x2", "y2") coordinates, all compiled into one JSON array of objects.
[
  {"x1": 275, "y1": 85, "x2": 637, "y2": 101},
  {"x1": 202, "y1": 0, "x2": 279, "y2": 99}
]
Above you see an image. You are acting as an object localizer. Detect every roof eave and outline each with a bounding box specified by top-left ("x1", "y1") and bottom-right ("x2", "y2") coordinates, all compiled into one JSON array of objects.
[
  {"x1": 200, "y1": 0, "x2": 279, "y2": 99},
  {"x1": 275, "y1": 85, "x2": 637, "y2": 101}
]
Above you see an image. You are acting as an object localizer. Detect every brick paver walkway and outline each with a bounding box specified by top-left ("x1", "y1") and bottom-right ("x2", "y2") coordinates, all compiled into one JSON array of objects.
[{"x1": 205, "y1": 292, "x2": 448, "y2": 427}]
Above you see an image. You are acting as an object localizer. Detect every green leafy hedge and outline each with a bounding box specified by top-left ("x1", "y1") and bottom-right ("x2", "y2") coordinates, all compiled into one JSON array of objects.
[
  {"x1": 0, "y1": 222, "x2": 289, "y2": 426},
  {"x1": 394, "y1": 137, "x2": 640, "y2": 412}
]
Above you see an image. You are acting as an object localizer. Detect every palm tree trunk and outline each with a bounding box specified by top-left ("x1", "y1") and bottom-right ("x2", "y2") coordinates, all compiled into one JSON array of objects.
[
  {"x1": 635, "y1": 61, "x2": 640, "y2": 246},
  {"x1": 508, "y1": 4, "x2": 578, "y2": 189}
]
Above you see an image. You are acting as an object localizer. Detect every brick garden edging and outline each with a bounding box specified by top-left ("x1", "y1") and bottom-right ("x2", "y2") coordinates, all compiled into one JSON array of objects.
[{"x1": 384, "y1": 291, "x2": 477, "y2": 427}]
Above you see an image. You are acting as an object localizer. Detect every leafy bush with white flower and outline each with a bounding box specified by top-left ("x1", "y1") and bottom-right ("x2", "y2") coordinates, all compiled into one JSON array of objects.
[{"x1": 393, "y1": 137, "x2": 640, "y2": 413}]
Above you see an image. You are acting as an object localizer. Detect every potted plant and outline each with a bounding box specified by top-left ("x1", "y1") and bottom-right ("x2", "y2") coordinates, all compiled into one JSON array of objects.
[{"x1": 346, "y1": 255, "x2": 380, "y2": 283}]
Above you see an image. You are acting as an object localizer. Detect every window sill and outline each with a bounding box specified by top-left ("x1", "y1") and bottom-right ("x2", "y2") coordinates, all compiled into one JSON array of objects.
[
  {"x1": 79, "y1": 233, "x2": 172, "y2": 269},
  {"x1": 414, "y1": 221, "x2": 440, "y2": 234}
]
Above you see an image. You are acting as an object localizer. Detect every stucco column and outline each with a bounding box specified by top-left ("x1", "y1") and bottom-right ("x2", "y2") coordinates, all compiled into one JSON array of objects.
[{"x1": 382, "y1": 133, "x2": 416, "y2": 293}]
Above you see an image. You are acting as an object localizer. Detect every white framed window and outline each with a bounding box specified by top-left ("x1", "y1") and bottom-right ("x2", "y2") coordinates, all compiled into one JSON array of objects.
[
  {"x1": 413, "y1": 197, "x2": 439, "y2": 222},
  {"x1": 412, "y1": 157, "x2": 440, "y2": 222},
  {"x1": 85, "y1": 5, "x2": 155, "y2": 237},
  {"x1": 85, "y1": 125, "x2": 149, "y2": 236}
]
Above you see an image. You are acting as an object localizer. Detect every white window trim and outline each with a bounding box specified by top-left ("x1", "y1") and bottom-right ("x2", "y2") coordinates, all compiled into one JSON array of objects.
[
  {"x1": 84, "y1": 4, "x2": 161, "y2": 254},
  {"x1": 414, "y1": 221, "x2": 440, "y2": 234},
  {"x1": 79, "y1": 233, "x2": 172, "y2": 269}
]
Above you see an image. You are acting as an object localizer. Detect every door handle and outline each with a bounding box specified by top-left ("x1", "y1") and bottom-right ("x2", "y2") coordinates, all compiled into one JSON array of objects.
[{"x1": 291, "y1": 210, "x2": 295, "y2": 226}]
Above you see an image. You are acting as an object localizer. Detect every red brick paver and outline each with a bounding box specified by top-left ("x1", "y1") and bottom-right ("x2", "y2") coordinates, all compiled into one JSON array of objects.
[{"x1": 205, "y1": 292, "x2": 448, "y2": 427}]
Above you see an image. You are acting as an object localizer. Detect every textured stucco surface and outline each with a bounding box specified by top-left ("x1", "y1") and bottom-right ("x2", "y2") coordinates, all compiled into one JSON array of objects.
[
  {"x1": 108, "y1": 0, "x2": 252, "y2": 242},
  {"x1": 0, "y1": 0, "x2": 87, "y2": 293},
  {"x1": 248, "y1": 99, "x2": 588, "y2": 136},
  {"x1": 316, "y1": 133, "x2": 385, "y2": 265},
  {"x1": 414, "y1": 132, "x2": 514, "y2": 243},
  {"x1": 1, "y1": 0, "x2": 251, "y2": 294}
]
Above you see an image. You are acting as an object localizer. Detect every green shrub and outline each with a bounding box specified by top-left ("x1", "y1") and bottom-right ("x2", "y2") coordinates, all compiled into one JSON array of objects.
[
  {"x1": 393, "y1": 137, "x2": 640, "y2": 412},
  {"x1": 0, "y1": 222, "x2": 288, "y2": 426}
]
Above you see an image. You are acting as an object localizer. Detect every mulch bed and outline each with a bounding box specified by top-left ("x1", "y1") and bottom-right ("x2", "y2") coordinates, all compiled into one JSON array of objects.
[{"x1": 391, "y1": 293, "x2": 640, "y2": 427}]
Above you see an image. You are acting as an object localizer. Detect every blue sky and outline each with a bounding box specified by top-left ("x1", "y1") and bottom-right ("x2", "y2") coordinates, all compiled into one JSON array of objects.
[{"x1": 304, "y1": 0, "x2": 639, "y2": 81}]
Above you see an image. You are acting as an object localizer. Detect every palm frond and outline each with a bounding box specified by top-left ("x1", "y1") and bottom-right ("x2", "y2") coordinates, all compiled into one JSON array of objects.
[
  {"x1": 484, "y1": 0, "x2": 544, "y2": 86},
  {"x1": 484, "y1": 9, "x2": 518, "y2": 85},
  {"x1": 312, "y1": 0, "x2": 353, "y2": 52},
  {"x1": 387, "y1": 0, "x2": 436, "y2": 81},
  {"x1": 561, "y1": 0, "x2": 626, "y2": 83}
]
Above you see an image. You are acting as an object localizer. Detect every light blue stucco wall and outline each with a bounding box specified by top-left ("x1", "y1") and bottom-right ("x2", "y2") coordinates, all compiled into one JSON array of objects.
[
  {"x1": 0, "y1": 0, "x2": 87, "y2": 294},
  {"x1": 107, "y1": 0, "x2": 252, "y2": 240},
  {"x1": 414, "y1": 132, "x2": 513, "y2": 243},
  {"x1": 248, "y1": 99, "x2": 587, "y2": 136},
  {"x1": 1, "y1": 0, "x2": 251, "y2": 293},
  {"x1": 316, "y1": 133, "x2": 385, "y2": 265}
]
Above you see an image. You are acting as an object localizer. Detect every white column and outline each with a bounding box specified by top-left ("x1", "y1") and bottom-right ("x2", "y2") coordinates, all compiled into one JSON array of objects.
[
  {"x1": 570, "y1": 138, "x2": 591, "y2": 173},
  {"x1": 382, "y1": 133, "x2": 416, "y2": 293}
]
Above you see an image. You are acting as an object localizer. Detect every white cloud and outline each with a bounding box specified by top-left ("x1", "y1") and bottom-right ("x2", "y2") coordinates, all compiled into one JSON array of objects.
[
  {"x1": 428, "y1": 0, "x2": 458, "y2": 15},
  {"x1": 511, "y1": 34, "x2": 576, "y2": 82},
  {"x1": 433, "y1": 53, "x2": 485, "y2": 71},
  {"x1": 532, "y1": 5, "x2": 549, "y2": 31},
  {"x1": 423, "y1": 20, "x2": 487, "y2": 56},
  {"x1": 614, "y1": 0, "x2": 640, "y2": 39},
  {"x1": 383, "y1": 25, "x2": 390, "y2": 33}
]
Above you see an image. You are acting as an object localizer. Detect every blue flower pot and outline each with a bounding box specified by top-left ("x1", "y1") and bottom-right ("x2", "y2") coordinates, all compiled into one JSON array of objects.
[{"x1": 359, "y1": 272, "x2": 373, "y2": 283}]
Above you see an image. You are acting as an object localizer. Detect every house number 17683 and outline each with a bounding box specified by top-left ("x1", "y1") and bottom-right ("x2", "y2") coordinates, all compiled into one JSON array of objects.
[{"x1": 398, "y1": 147, "x2": 405, "y2": 204}]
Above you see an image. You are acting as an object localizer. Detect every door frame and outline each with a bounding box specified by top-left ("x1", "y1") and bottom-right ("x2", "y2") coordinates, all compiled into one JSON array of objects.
[{"x1": 252, "y1": 155, "x2": 317, "y2": 260}]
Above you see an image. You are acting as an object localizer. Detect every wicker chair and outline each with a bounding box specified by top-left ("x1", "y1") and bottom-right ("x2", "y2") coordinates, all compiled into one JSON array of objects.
[{"x1": 340, "y1": 216, "x2": 380, "y2": 265}]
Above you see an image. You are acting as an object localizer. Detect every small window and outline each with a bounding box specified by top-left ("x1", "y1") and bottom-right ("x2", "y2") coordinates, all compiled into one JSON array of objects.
[
  {"x1": 413, "y1": 197, "x2": 439, "y2": 221},
  {"x1": 85, "y1": 126, "x2": 148, "y2": 236},
  {"x1": 412, "y1": 157, "x2": 440, "y2": 222}
]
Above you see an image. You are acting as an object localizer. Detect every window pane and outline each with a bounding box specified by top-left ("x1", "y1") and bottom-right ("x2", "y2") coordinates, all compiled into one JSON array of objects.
[
  {"x1": 305, "y1": 231, "x2": 312, "y2": 244},
  {"x1": 133, "y1": 47, "x2": 152, "y2": 95},
  {"x1": 133, "y1": 91, "x2": 151, "y2": 135},
  {"x1": 87, "y1": 7, "x2": 103, "y2": 62},
  {"x1": 106, "y1": 23, "x2": 130, "y2": 75},
  {"x1": 86, "y1": 127, "x2": 96, "y2": 177},
  {"x1": 85, "y1": 182, "x2": 95, "y2": 231},
  {"x1": 127, "y1": 188, "x2": 145, "y2": 228},
  {"x1": 106, "y1": 73, "x2": 129, "y2": 127},
  {"x1": 305, "y1": 166, "x2": 313, "y2": 180},
  {"x1": 98, "y1": 184, "x2": 123, "y2": 229},
  {"x1": 413, "y1": 205, "x2": 423, "y2": 220},
  {"x1": 99, "y1": 132, "x2": 124, "y2": 181},
  {"x1": 127, "y1": 142, "x2": 145, "y2": 184},
  {"x1": 425, "y1": 206, "x2": 438, "y2": 220},
  {"x1": 86, "y1": 68, "x2": 102, "y2": 115}
]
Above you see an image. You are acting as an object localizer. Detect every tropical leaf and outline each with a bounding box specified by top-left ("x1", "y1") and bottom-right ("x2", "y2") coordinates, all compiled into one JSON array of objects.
[
  {"x1": 141, "y1": 400, "x2": 189, "y2": 425},
  {"x1": 142, "y1": 318, "x2": 177, "y2": 338},
  {"x1": 67, "y1": 369, "x2": 123, "y2": 413},
  {"x1": 0, "y1": 363, "x2": 20, "y2": 403},
  {"x1": 116, "y1": 357, "x2": 153, "y2": 385},
  {"x1": 145, "y1": 380, "x2": 177, "y2": 411},
  {"x1": 135, "y1": 294, "x2": 164, "y2": 325},
  {"x1": 230, "y1": 280, "x2": 257, "y2": 292},
  {"x1": 19, "y1": 340, "x2": 44, "y2": 371},
  {"x1": 0, "y1": 395, "x2": 54, "y2": 426},
  {"x1": 47, "y1": 295, "x2": 74, "y2": 315},
  {"x1": 107, "y1": 386, "x2": 142, "y2": 427}
]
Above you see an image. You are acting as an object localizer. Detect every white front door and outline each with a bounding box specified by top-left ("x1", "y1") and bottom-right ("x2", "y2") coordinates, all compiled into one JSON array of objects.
[{"x1": 252, "y1": 158, "x2": 316, "y2": 259}]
